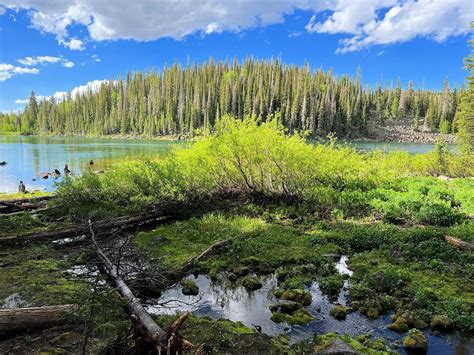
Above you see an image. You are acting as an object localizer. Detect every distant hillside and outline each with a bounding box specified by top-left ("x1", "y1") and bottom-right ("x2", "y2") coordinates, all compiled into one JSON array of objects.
[{"x1": 0, "y1": 59, "x2": 463, "y2": 140}]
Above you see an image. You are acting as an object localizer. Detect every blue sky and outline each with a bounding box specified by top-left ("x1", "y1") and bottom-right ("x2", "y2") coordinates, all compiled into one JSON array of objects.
[{"x1": 0, "y1": 1, "x2": 472, "y2": 112}]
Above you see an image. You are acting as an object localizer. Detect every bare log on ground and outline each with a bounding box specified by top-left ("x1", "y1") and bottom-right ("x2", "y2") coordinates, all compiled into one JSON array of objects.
[
  {"x1": 88, "y1": 221, "x2": 192, "y2": 353},
  {"x1": 0, "y1": 213, "x2": 172, "y2": 246},
  {"x1": 0, "y1": 304, "x2": 75, "y2": 335},
  {"x1": 444, "y1": 235, "x2": 474, "y2": 251},
  {"x1": 0, "y1": 196, "x2": 53, "y2": 214}
]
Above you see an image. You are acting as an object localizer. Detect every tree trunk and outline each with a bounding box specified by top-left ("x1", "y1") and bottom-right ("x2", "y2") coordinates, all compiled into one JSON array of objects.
[
  {"x1": 88, "y1": 221, "x2": 193, "y2": 353},
  {"x1": 0, "y1": 305, "x2": 75, "y2": 334},
  {"x1": 0, "y1": 213, "x2": 171, "y2": 245},
  {"x1": 444, "y1": 235, "x2": 474, "y2": 251}
]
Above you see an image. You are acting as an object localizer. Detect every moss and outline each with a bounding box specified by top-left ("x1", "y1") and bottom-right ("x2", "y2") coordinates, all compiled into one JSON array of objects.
[
  {"x1": 306, "y1": 333, "x2": 392, "y2": 355},
  {"x1": 367, "y1": 308, "x2": 380, "y2": 319},
  {"x1": 430, "y1": 314, "x2": 454, "y2": 331},
  {"x1": 388, "y1": 317, "x2": 409, "y2": 333},
  {"x1": 155, "y1": 314, "x2": 291, "y2": 353},
  {"x1": 271, "y1": 309, "x2": 313, "y2": 325},
  {"x1": 0, "y1": 245, "x2": 89, "y2": 307},
  {"x1": 181, "y1": 280, "x2": 199, "y2": 296},
  {"x1": 402, "y1": 330, "x2": 428, "y2": 353},
  {"x1": 330, "y1": 304, "x2": 351, "y2": 320},
  {"x1": 281, "y1": 289, "x2": 312, "y2": 306},
  {"x1": 319, "y1": 274, "x2": 345, "y2": 297},
  {"x1": 241, "y1": 275, "x2": 263, "y2": 291}
]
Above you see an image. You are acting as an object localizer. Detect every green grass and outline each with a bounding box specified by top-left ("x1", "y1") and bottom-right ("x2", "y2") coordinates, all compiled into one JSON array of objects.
[
  {"x1": 0, "y1": 191, "x2": 53, "y2": 200},
  {"x1": 134, "y1": 213, "x2": 339, "y2": 273}
]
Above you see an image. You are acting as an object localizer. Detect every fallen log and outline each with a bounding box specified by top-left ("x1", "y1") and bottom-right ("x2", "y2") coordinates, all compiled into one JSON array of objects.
[
  {"x1": 444, "y1": 235, "x2": 474, "y2": 251},
  {"x1": 0, "y1": 212, "x2": 172, "y2": 246},
  {"x1": 88, "y1": 221, "x2": 193, "y2": 353},
  {"x1": 173, "y1": 239, "x2": 231, "y2": 277},
  {"x1": 0, "y1": 304, "x2": 75, "y2": 335}
]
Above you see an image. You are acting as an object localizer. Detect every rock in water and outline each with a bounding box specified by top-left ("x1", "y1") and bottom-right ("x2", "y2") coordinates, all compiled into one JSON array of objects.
[
  {"x1": 403, "y1": 331, "x2": 428, "y2": 353},
  {"x1": 241, "y1": 275, "x2": 263, "y2": 291},
  {"x1": 430, "y1": 314, "x2": 454, "y2": 332},
  {"x1": 181, "y1": 280, "x2": 199, "y2": 296}
]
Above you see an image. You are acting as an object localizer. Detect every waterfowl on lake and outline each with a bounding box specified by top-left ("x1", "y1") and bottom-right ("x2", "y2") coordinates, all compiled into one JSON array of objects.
[
  {"x1": 40, "y1": 172, "x2": 49, "y2": 179},
  {"x1": 89, "y1": 159, "x2": 94, "y2": 165},
  {"x1": 0, "y1": 161, "x2": 6, "y2": 166},
  {"x1": 64, "y1": 164, "x2": 71, "y2": 174},
  {"x1": 54, "y1": 169, "x2": 61, "y2": 176}
]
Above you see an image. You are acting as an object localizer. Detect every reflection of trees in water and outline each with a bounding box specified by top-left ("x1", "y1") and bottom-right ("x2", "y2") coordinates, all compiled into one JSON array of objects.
[{"x1": 1, "y1": 136, "x2": 181, "y2": 193}]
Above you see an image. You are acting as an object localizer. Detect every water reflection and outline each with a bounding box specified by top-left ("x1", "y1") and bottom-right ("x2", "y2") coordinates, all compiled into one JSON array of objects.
[{"x1": 147, "y1": 257, "x2": 473, "y2": 354}]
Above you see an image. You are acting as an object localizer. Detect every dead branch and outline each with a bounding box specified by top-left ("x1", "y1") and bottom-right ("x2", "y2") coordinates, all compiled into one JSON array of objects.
[
  {"x1": 0, "y1": 213, "x2": 171, "y2": 246},
  {"x1": 444, "y1": 235, "x2": 474, "y2": 251},
  {"x1": 88, "y1": 221, "x2": 192, "y2": 353}
]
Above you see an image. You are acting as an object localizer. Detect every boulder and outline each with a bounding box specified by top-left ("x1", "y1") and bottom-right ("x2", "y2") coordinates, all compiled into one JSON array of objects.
[
  {"x1": 319, "y1": 338, "x2": 359, "y2": 355},
  {"x1": 330, "y1": 304, "x2": 350, "y2": 320},
  {"x1": 181, "y1": 280, "x2": 199, "y2": 296},
  {"x1": 281, "y1": 289, "x2": 312, "y2": 306},
  {"x1": 430, "y1": 315, "x2": 454, "y2": 332},
  {"x1": 388, "y1": 317, "x2": 409, "y2": 332},
  {"x1": 241, "y1": 275, "x2": 262, "y2": 291},
  {"x1": 269, "y1": 300, "x2": 302, "y2": 314},
  {"x1": 403, "y1": 331, "x2": 428, "y2": 353}
]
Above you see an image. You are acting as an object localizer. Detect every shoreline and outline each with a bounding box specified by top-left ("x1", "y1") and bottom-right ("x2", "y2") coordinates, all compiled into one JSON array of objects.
[{"x1": 1, "y1": 131, "x2": 455, "y2": 145}]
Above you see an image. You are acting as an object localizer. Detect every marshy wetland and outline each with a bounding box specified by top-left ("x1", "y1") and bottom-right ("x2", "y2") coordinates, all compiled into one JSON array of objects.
[{"x1": 0, "y1": 118, "x2": 473, "y2": 354}]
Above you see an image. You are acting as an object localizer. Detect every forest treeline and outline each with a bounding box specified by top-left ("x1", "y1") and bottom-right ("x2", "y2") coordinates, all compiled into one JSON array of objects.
[{"x1": 0, "y1": 59, "x2": 465, "y2": 138}]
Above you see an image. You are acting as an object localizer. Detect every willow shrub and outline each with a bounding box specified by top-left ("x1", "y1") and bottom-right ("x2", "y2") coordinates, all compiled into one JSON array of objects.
[{"x1": 54, "y1": 115, "x2": 473, "y2": 220}]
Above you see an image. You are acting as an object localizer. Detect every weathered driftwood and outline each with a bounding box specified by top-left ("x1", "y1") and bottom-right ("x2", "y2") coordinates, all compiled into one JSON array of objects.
[
  {"x1": 0, "y1": 304, "x2": 75, "y2": 334},
  {"x1": 444, "y1": 235, "x2": 474, "y2": 251},
  {"x1": 88, "y1": 221, "x2": 193, "y2": 353},
  {"x1": 0, "y1": 213, "x2": 171, "y2": 246}
]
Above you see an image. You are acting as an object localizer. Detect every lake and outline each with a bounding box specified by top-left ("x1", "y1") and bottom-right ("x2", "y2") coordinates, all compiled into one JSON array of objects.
[
  {"x1": 0, "y1": 135, "x2": 442, "y2": 194},
  {"x1": 0, "y1": 135, "x2": 183, "y2": 194}
]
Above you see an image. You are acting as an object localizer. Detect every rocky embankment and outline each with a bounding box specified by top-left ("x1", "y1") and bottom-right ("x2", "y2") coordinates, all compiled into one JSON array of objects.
[{"x1": 367, "y1": 118, "x2": 456, "y2": 144}]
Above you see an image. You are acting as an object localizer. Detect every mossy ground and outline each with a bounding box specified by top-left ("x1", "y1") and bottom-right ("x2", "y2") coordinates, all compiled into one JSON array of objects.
[{"x1": 135, "y1": 208, "x2": 474, "y2": 332}]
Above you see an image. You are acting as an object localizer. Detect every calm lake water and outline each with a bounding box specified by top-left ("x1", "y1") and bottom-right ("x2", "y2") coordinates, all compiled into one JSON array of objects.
[
  {"x1": 0, "y1": 135, "x2": 182, "y2": 194},
  {"x1": 0, "y1": 135, "x2": 442, "y2": 194}
]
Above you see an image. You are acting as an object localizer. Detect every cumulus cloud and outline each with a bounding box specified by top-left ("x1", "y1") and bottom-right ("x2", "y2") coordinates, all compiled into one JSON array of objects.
[
  {"x1": 1, "y1": 0, "x2": 471, "y2": 53},
  {"x1": 14, "y1": 79, "x2": 109, "y2": 105},
  {"x1": 62, "y1": 60, "x2": 74, "y2": 68},
  {"x1": 0, "y1": 63, "x2": 39, "y2": 81},
  {"x1": 306, "y1": 0, "x2": 473, "y2": 53},
  {"x1": 17, "y1": 55, "x2": 61, "y2": 66},
  {"x1": 14, "y1": 55, "x2": 75, "y2": 73},
  {"x1": 63, "y1": 38, "x2": 85, "y2": 50},
  {"x1": 1, "y1": 0, "x2": 324, "y2": 46}
]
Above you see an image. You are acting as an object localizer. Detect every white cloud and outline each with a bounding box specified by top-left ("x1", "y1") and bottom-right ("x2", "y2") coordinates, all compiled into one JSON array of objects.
[
  {"x1": 62, "y1": 60, "x2": 74, "y2": 68},
  {"x1": 63, "y1": 38, "x2": 85, "y2": 51},
  {"x1": 17, "y1": 55, "x2": 61, "y2": 66},
  {"x1": 1, "y1": 0, "x2": 325, "y2": 45},
  {"x1": 306, "y1": 0, "x2": 473, "y2": 53},
  {"x1": 288, "y1": 31, "x2": 301, "y2": 38},
  {"x1": 0, "y1": 5, "x2": 6, "y2": 15},
  {"x1": 14, "y1": 79, "x2": 108, "y2": 105},
  {"x1": 91, "y1": 54, "x2": 100, "y2": 62},
  {"x1": 0, "y1": 63, "x2": 39, "y2": 81},
  {"x1": 14, "y1": 55, "x2": 75, "y2": 72},
  {"x1": 2, "y1": 0, "x2": 471, "y2": 53}
]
